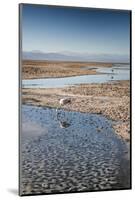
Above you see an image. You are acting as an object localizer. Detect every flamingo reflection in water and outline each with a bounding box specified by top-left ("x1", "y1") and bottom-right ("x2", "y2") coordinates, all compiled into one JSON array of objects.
[{"x1": 56, "y1": 97, "x2": 71, "y2": 128}]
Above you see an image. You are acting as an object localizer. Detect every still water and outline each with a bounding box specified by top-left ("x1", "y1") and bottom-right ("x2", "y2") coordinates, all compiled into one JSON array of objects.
[
  {"x1": 22, "y1": 64, "x2": 130, "y2": 89},
  {"x1": 21, "y1": 105, "x2": 130, "y2": 194}
]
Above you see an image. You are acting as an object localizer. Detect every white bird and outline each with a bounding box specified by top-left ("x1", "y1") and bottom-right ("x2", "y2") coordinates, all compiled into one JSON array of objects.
[
  {"x1": 56, "y1": 97, "x2": 71, "y2": 119},
  {"x1": 59, "y1": 97, "x2": 71, "y2": 106}
]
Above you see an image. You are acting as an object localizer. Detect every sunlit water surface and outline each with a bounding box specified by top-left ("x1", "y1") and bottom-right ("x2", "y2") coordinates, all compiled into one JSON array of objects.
[{"x1": 22, "y1": 64, "x2": 130, "y2": 88}]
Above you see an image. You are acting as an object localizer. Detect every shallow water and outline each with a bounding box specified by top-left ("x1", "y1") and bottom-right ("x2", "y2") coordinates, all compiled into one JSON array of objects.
[
  {"x1": 20, "y1": 105, "x2": 130, "y2": 195},
  {"x1": 22, "y1": 64, "x2": 130, "y2": 88}
]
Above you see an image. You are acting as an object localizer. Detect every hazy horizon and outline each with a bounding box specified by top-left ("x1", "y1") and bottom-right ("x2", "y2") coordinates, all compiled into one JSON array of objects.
[{"x1": 22, "y1": 50, "x2": 130, "y2": 63}]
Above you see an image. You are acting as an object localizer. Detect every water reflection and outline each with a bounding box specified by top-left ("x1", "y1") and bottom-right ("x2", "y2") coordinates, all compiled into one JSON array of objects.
[
  {"x1": 59, "y1": 121, "x2": 71, "y2": 128},
  {"x1": 56, "y1": 108, "x2": 71, "y2": 129}
]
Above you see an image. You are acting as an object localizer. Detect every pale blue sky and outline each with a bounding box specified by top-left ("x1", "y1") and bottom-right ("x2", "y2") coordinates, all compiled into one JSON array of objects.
[{"x1": 22, "y1": 4, "x2": 130, "y2": 57}]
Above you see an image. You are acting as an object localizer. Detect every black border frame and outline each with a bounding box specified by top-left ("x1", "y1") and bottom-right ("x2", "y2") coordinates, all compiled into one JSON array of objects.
[{"x1": 19, "y1": 3, "x2": 132, "y2": 196}]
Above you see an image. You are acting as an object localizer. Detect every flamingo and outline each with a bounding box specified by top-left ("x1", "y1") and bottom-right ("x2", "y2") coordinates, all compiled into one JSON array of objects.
[
  {"x1": 56, "y1": 97, "x2": 71, "y2": 121},
  {"x1": 56, "y1": 97, "x2": 71, "y2": 112},
  {"x1": 59, "y1": 98, "x2": 71, "y2": 106}
]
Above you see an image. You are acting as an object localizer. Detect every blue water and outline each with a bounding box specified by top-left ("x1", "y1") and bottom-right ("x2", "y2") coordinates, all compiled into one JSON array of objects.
[
  {"x1": 21, "y1": 105, "x2": 130, "y2": 194},
  {"x1": 22, "y1": 64, "x2": 130, "y2": 89}
]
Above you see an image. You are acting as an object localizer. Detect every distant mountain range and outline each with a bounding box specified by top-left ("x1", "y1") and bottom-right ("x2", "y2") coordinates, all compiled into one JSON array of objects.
[{"x1": 22, "y1": 51, "x2": 129, "y2": 63}]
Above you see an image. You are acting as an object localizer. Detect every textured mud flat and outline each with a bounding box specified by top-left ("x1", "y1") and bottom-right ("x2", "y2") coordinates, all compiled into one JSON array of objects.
[{"x1": 20, "y1": 105, "x2": 130, "y2": 195}]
